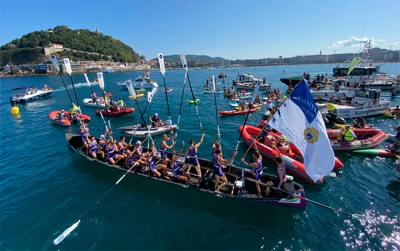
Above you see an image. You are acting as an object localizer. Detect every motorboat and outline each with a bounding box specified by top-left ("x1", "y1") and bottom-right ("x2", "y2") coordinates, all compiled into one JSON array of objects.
[{"x1": 10, "y1": 85, "x2": 53, "y2": 104}]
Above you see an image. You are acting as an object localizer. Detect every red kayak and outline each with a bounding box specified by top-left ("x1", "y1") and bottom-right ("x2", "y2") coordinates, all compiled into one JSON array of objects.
[
  {"x1": 240, "y1": 125, "x2": 344, "y2": 185},
  {"x1": 96, "y1": 107, "x2": 135, "y2": 117},
  {"x1": 49, "y1": 111, "x2": 91, "y2": 127},
  {"x1": 327, "y1": 128, "x2": 388, "y2": 151},
  {"x1": 219, "y1": 108, "x2": 257, "y2": 117}
]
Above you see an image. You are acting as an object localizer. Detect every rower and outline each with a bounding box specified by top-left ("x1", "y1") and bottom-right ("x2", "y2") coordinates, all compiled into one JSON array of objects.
[
  {"x1": 148, "y1": 139, "x2": 169, "y2": 178},
  {"x1": 241, "y1": 150, "x2": 266, "y2": 197},
  {"x1": 88, "y1": 136, "x2": 99, "y2": 159},
  {"x1": 58, "y1": 110, "x2": 65, "y2": 120},
  {"x1": 105, "y1": 140, "x2": 124, "y2": 165},
  {"x1": 213, "y1": 148, "x2": 237, "y2": 193},
  {"x1": 80, "y1": 126, "x2": 89, "y2": 154},
  {"x1": 159, "y1": 134, "x2": 175, "y2": 164},
  {"x1": 340, "y1": 125, "x2": 357, "y2": 143},
  {"x1": 273, "y1": 157, "x2": 287, "y2": 189},
  {"x1": 97, "y1": 134, "x2": 106, "y2": 159},
  {"x1": 117, "y1": 136, "x2": 130, "y2": 158},
  {"x1": 184, "y1": 132, "x2": 205, "y2": 179},
  {"x1": 171, "y1": 150, "x2": 190, "y2": 184}
]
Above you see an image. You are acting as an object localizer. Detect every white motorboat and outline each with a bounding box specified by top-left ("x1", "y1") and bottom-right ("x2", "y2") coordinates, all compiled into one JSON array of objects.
[
  {"x1": 10, "y1": 85, "x2": 53, "y2": 104},
  {"x1": 118, "y1": 124, "x2": 178, "y2": 138},
  {"x1": 233, "y1": 74, "x2": 271, "y2": 90},
  {"x1": 318, "y1": 89, "x2": 390, "y2": 118},
  {"x1": 83, "y1": 97, "x2": 106, "y2": 108}
]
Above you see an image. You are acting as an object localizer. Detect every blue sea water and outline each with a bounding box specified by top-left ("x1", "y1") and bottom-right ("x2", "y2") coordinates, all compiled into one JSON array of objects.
[{"x1": 0, "y1": 63, "x2": 399, "y2": 250}]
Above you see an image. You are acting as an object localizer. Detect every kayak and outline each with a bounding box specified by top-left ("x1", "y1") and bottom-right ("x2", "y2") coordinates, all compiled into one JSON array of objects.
[
  {"x1": 128, "y1": 93, "x2": 145, "y2": 99},
  {"x1": 219, "y1": 108, "x2": 257, "y2": 117},
  {"x1": 327, "y1": 128, "x2": 388, "y2": 151},
  {"x1": 240, "y1": 125, "x2": 344, "y2": 185},
  {"x1": 188, "y1": 99, "x2": 200, "y2": 105},
  {"x1": 83, "y1": 98, "x2": 106, "y2": 108},
  {"x1": 49, "y1": 111, "x2": 91, "y2": 127},
  {"x1": 118, "y1": 124, "x2": 178, "y2": 138},
  {"x1": 353, "y1": 149, "x2": 398, "y2": 158},
  {"x1": 234, "y1": 103, "x2": 262, "y2": 111},
  {"x1": 96, "y1": 108, "x2": 135, "y2": 117}
]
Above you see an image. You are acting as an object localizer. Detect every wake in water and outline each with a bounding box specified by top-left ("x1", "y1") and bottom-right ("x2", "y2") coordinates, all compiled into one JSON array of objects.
[
  {"x1": 53, "y1": 82, "x2": 98, "y2": 92},
  {"x1": 341, "y1": 209, "x2": 400, "y2": 250}
]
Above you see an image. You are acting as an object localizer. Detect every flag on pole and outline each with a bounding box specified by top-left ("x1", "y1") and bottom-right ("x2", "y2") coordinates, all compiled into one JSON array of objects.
[
  {"x1": 63, "y1": 58, "x2": 72, "y2": 75},
  {"x1": 347, "y1": 57, "x2": 361, "y2": 75},
  {"x1": 97, "y1": 72, "x2": 105, "y2": 90},
  {"x1": 157, "y1": 53, "x2": 166, "y2": 76},
  {"x1": 267, "y1": 79, "x2": 335, "y2": 182},
  {"x1": 180, "y1": 54, "x2": 189, "y2": 72},
  {"x1": 51, "y1": 56, "x2": 60, "y2": 73}
]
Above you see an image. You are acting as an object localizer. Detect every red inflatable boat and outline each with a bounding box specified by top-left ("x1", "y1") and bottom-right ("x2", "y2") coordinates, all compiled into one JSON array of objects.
[
  {"x1": 96, "y1": 107, "x2": 135, "y2": 117},
  {"x1": 327, "y1": 128, "x2": 388, "y2": 151},
  {"x1": 49, "y1": 111, "x2": 91, "y2": 127},
  {"x1": 219, "y1": 108, "x2": 257, "y2": 117},
  {"x1": 240, "y1": 125, "x2": 344, "y2": 185}
]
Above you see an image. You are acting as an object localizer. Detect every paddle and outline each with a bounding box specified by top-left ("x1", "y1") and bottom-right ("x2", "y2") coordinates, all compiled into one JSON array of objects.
[
  {"x1": 176, "y1": 71, "x2": 187, "y2": 131},
  {"x1": 180, "y1": 54, "x2": 204, "y2": 133},
  {"x1": 50, "y1": 56, "x2": 74, "y2": 104},
  {"x1": 97, "y1": 72, "x2": 113, "y2": 134},
  {"x1": 63, "y1": 58, "x2": 80, "y2": 107},
  {"x1": 53, "y1": 162, "x2": 139, "y2": 246}
]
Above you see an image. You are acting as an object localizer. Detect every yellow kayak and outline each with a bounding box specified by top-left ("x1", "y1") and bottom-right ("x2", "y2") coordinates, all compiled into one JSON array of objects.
[{"x1": 128, "y1": 93, "x2": 144, "y2": 100}]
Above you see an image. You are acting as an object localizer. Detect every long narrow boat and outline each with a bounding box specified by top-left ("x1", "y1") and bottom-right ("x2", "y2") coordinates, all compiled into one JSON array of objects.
[
  {"x1": 353, "y1": 148, "x2": 398, "y2": 158},
  {"x1": 118, "y1": 124, "x2": 178, "y2": 138},
  {"x1": 66, "y1": 134, "x2": 307, "y2": 209},
  {"x1": 219, "y1": 108, "x2": 257, "y2": 117}
]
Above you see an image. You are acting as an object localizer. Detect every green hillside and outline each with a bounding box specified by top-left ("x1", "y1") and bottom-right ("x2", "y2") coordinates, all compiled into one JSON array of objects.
[
  {"x1": 0, "y1": 26, "x2": 141, "y2": 66},
  {"x1": 151, "y1": 54, "x2": 231, "y2": 67}
]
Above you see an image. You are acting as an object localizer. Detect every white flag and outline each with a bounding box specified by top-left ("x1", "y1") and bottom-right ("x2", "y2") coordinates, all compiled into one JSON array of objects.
[
  {"x1": 51, "y1": 56, "x2": 60, "y2": 73},
  {"x1": 251, "y1": 82, "x2": 260, "y2": 103},
  {"x1": 63, "y1": 58, "x2": 72, "y2": 75},
  {"x1": 180, "y1": 54, "x2": 189, "y2": 72},
  {"x1": 147, "y1": 81, "x2": 158, "y2": 103},
  {"x1": 157, "y1": 53, "x2": 166, "y2": 76},
  {"x1": 267, "y1": 80, "x2": 335, "y2": 182},
  {"x1": 212, "y1": 75, "x2": 216, "y2": 93},
  {"x1": 97, "y1": 72, "x2": 105, "y2": 90}
]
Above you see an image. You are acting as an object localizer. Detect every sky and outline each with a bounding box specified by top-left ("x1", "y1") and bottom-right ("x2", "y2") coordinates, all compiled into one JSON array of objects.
[{"x1": 0, "y1": 0, "x2": 399, "y2": 60}]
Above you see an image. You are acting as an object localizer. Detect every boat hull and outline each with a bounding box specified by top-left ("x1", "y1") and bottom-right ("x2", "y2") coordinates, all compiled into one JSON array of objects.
[{"x1": 96, "y1": 108, "x2": 134, "y2": 117}]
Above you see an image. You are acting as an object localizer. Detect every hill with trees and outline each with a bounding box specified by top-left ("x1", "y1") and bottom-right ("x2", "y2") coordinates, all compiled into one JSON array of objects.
[{"x1": 0, "y1": 26, "x2": 141, "y2": 66}]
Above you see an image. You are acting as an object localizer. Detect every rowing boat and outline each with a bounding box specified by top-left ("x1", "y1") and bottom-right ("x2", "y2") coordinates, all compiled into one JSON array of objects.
[
  {"x1": 66, "y1": 133, "x2": 307, "y2": 209},
  {"x1": 118, "y1": 124, "x2": 178, "y2": 138}
]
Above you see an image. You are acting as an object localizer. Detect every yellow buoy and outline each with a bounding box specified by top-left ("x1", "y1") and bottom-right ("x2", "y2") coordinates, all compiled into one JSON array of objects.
[{"x1": 11, "y1": 106, "x2": 20, "y2": 115}]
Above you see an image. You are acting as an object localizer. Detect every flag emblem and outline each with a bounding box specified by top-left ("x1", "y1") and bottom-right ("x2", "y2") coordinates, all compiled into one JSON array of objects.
[{"x1": 304, "y1": 128, "x2": 319, "y2": 144}]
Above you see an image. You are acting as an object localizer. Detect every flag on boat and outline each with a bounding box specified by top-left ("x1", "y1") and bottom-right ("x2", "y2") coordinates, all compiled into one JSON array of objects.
[
  {"x1": 267, "y1": 79, "x2": 335, "y2": 182},
  {"x1": 51, "y1": 56, "x2": 60, "y2": 73},
  {"x1": 347, "y1": 57, "x2": 361, "y2": 75},
  {"x1": 63, "y1": 58, "x2": 72, "y2": 75},
  {"x1": 97, "y1": 72, "x2": 105, "y2": 90},
  {"x1": 147, "y1": 81, "x2": 158, "y2": 103},
  {"x1": 157, "y1": 53, "x2": 166, "y2": 76},
  {"x1": 180, "y1": 54, "x2": 189, "y2": 72}
]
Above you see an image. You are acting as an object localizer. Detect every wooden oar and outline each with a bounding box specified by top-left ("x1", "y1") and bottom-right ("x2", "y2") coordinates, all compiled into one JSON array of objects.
[{"x1": 53, "y1": 162, "x2": 138, "y2": 246}]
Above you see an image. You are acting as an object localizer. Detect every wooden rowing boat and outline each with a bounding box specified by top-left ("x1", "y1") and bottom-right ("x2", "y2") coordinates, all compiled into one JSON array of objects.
[{"x1": 66, "y1": 134, "x2": 307, "y2": 209}]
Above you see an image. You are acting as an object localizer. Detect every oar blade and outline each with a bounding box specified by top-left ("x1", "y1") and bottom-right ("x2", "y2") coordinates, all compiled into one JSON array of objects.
[{"x1": 53, "y1": 219, "x2": 81, "y2": 246}]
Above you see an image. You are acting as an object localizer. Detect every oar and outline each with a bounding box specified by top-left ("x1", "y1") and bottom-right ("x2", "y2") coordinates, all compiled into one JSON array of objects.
[
  {"x1": 212, "y1": 75, "x2": 221, "y2": 142},
  {"x1": 158, "y1": 53, "x2": 173, "y2": 125},
  {"x1": 181, "y1": 55, "x2": 203, "y2": 133},
  {"x1": 176, "y1": 71, "x2": 187, "y2": 129},
  {"x1": 53, "y1": 162, "x2": 139, "y2": 246},
  {"x1": 50, "y1": 56, "x2": 74, "y2": 104},
  {"x1": 63, "y1": 58, "x2": 80, "y2": 107}
]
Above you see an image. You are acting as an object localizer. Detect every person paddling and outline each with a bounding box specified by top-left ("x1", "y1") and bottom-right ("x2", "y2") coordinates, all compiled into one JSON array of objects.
[
  {"x1": 184, "y1": 132, "x2": 205, "y2": 179},
  {"x1": 159, "y1": 133, "x2": 175, "y2": 164},
  {"x1": 213, "y1": 147, "x2": 237, "y2": 193},
  {"x1": 241, "y1": 150, "x2": 265, "y2": 197}
]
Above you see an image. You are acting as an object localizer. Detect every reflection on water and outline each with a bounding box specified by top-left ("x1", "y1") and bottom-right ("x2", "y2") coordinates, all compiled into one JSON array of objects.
[{"x1": 341, "y1": 209, "x2": 400, "y2": 249}]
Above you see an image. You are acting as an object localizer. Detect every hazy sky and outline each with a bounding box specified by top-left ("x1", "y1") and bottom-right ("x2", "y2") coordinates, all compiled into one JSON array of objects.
[{"x1": 1, "y1": 0, "x2": 399, "y2": 60}]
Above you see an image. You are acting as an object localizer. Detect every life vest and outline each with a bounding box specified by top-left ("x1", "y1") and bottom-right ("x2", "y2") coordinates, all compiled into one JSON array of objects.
[
  {"x1": 70, "y1": 105, "x2": 79, "y2": 115},
  {"x1": 344, "y1": 130, "x2": 356, "y2": 142}
]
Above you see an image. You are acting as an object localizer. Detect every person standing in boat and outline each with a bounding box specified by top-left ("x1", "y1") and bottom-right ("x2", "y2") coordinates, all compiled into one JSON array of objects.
[
  {"x1": 159, "y1": 133, "x2": 175, "y2": 165},
  {"x1": 80, "y1": 125, "x2": 90, "y2": 154},
  {"x1": 345, "y1": 88, "x2": 355, "y2": 105},
  {"x1": 184, "y1": 133, "x2": 205, "y2": 179},
  {"x1": 273, "y1": 157, "x2": 287, "y2": 189},
  {"x1": 213, "y1": 147, "x2": 237, "y2": 193},
  {"x1": 241, "y1": 150, "x2": 265, "y2": 197},
  {"x1": 88, "y1": 136, "x2": 99, "y2": 159}
]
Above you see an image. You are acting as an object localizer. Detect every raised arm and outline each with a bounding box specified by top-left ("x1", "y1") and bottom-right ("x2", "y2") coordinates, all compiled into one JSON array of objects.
[{"x1": 196, "y1": 133, "x2": 205, "y2": 148}]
